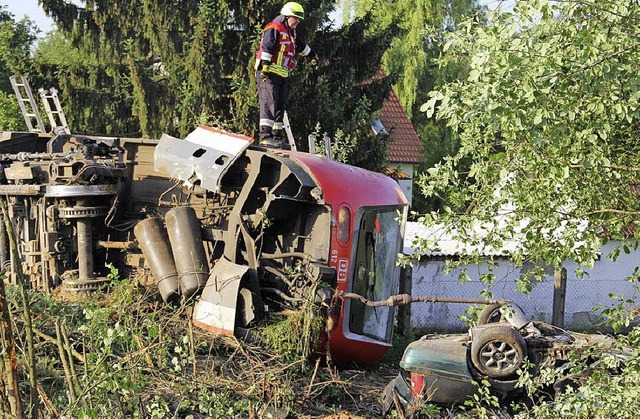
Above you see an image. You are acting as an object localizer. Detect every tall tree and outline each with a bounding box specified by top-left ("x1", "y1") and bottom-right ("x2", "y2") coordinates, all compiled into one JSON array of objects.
[
  {"x1": 0, "y1": 6, "x2": 38, "y2": 131},
  {"x1": 291, "y1": 12, "x2": 394, "y2": 168},
  {"x1": 338, "y1": 0, "x2": 485, "y2": 211},
  {"x1": 339, "y1": 0, "x2": 483, "y2": 115},
  {"x1": 419, "y1": 0, "x2": 640, "y2": 270},
  {"x1": 34, "y1": 0, "x2": 393, "y2": 169}
]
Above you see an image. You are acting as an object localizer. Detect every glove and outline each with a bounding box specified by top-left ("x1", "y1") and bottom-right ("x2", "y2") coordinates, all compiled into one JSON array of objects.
[
  {"x1": 309, "y1": 52, "x2": 318, "y2": 67},
  {"x1": 260, "y1": 60, "x2": 271, "y2": 80}
]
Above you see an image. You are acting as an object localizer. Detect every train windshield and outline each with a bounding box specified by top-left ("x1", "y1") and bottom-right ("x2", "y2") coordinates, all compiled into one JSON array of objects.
[{"x1": 348, "y1": 206, "x2": 405, "y2": 342}]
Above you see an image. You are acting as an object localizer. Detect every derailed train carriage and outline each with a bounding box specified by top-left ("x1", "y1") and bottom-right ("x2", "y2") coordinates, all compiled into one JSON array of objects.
[{"x1": 0, "y1": 125, "x2": 408, "y2": 365}]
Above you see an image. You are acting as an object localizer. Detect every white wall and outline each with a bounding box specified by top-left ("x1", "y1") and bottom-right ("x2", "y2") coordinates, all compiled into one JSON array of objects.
[
  {"x1": 395, "y1": 163, "x2": 414, "y2": 207},
  {"x1": 409, "y1": 241, "x2": 640, "y2": 332}
]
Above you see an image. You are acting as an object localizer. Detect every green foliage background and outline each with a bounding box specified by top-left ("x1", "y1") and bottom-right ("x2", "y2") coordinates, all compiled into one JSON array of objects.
[
  {"x1": 419, "y1": 0, "x2": 640, "y2": 268},
  {"x1": 338, "y1": 0, "x2": 485, "y2": 211},
  {"x1": 0, "y1": 7, "x2": 38, "y2": 131},
  {"x1": 22, "y1": 0, "x2": 392, "y2": 173}
]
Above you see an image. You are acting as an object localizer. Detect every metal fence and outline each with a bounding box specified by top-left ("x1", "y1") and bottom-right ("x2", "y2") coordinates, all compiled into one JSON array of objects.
[{"x1": 398, "y1": 258, "x2": 640, "y2": 334}]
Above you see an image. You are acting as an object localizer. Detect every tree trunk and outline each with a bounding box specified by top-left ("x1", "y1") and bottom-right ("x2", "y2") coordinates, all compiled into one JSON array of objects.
[
  {"x1": 552, "y1": 266, "x2": 567, "y2": 327},
  {"x1": 1, "y1": 197, "x2": 39, "y2": 416},
  {"x1": 0, "y1": 270, "x2": 22, "y2": 417}
]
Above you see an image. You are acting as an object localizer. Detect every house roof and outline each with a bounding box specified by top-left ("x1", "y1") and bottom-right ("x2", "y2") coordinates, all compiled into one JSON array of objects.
[
  {"x1": 383, "y1": 167, "x2": 411, "y2": 180},
  {"x1": 379, "y1": 89, "x2": 424, "y2": 164}
]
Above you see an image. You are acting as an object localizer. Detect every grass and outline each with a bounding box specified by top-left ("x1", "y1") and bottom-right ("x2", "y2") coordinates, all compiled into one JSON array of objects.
[{"x1": 4, "y1": 280, "x2": 392, "y2": 417}]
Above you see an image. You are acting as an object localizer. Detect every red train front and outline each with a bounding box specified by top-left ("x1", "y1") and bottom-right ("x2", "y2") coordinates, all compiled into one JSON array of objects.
[{"x1": 150, "y1": 126, "x2": 407, "y2": 365}]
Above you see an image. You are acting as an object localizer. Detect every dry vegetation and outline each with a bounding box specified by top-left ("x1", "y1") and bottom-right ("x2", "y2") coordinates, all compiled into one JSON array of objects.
[{"x1": 1, "y1": 276, "x2": 400, "y2": 418}]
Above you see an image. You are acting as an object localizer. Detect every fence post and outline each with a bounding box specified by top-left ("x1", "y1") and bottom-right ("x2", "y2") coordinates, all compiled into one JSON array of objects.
[
  {"x1": 552, "y1": 266, "x2": 567, "y2": 327},
  {"x1": 397, "y1": 265, "x2": 412, "y2": 335}
]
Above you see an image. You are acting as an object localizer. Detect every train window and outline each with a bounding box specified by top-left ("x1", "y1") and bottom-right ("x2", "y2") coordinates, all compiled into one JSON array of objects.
[{"x1": 348, "y1": 206, "x2": 404, "y2": 342}]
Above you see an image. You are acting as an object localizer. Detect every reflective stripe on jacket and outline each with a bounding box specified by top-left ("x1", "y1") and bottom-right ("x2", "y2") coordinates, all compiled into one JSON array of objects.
[{"x1": 255, "y1": 18, "x2": 303, "y2": 78}]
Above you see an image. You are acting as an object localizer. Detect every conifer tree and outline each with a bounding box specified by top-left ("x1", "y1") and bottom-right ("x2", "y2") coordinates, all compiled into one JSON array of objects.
[{"x1": 36, "y1": 0, "x2": 394, "y2": 171}]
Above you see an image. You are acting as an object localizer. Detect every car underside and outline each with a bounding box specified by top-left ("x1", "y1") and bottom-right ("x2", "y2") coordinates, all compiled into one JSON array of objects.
[{"x1": 381, "y1": 303, "x2": 628, "y2": 417}]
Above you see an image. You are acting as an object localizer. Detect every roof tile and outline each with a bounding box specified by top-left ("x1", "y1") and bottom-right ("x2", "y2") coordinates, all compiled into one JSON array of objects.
[{"x1": 379, "y1": 90, "x2": 423, "y2": 164}]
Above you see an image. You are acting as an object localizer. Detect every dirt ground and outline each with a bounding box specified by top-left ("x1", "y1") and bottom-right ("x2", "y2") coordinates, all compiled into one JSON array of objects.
[{"x1": 297, "y1": 362, "x2": 399, "y2": 418}]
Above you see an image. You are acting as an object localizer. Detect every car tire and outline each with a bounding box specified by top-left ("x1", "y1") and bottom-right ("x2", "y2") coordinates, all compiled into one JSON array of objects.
[
  {"x1": 478, "y1": 303, "x2": 529, "y2": 329},
  {"x1": 471, "y1": 325, "x2": 526, "y2": 378},
  {"x1": 478, "y1": 303, "x2": 506, "y2": 325}
]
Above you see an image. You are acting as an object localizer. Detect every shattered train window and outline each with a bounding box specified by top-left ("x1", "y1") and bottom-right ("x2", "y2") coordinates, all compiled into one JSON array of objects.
[{"x1": 348, "y1": 207, "x2": 403, "y2": 342}]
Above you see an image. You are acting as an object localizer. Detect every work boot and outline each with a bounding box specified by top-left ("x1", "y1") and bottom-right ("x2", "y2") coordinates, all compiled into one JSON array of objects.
[
  {"x1": 259, "y1": 138, "x2": 291, "y2": 150},
  {"x1": 259, "y1": 138, "x2": 281, "y2": 148},
  {"x1": 272, "y1": 130, "x2": 291, "y2": 150}
]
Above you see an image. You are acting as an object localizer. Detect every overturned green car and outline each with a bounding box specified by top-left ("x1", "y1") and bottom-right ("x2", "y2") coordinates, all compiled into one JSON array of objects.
[{"x1": 381, "y1": 304, "x2": 629, "y2": 417}]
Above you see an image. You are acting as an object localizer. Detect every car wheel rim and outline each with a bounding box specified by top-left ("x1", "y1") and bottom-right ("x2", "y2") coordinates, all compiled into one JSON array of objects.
[{"x1": 480, "y1": 341, "x2": 519, "y2": 371}]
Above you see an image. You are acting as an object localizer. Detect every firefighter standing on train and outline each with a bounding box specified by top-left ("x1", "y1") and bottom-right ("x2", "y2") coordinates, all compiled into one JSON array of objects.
[{"x1": 255, "y1": 2, "x2": 311, "y2": 149}]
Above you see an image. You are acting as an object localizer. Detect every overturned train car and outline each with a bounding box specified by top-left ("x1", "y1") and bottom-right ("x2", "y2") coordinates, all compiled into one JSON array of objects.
[{"x1": 0, "y1": 126, "x2": 407, "y2": 365}]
